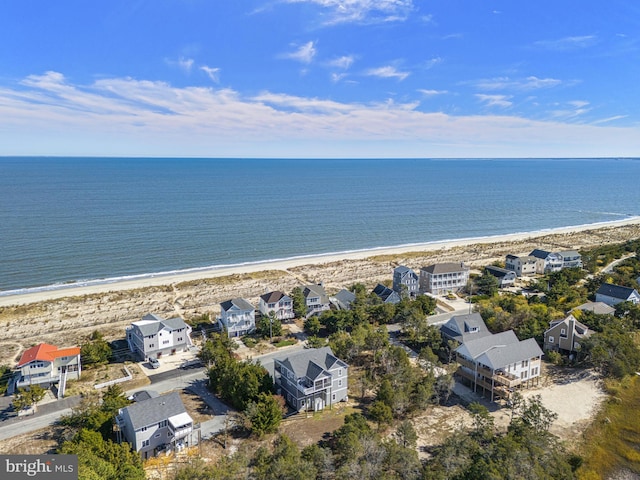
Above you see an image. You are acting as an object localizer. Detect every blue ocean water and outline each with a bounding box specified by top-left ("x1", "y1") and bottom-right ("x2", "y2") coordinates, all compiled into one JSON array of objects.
[{"x1": 1, "y1": 157, "x2": 639, "y2": 294}]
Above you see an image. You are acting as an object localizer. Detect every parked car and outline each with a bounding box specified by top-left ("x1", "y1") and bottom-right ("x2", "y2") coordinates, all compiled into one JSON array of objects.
[
  {"x1": 180, "y1": 359, "x2": 203, "y2": 370},
  {"x1": 148, "y1": 358, "x2": 160, "y2": 369}
]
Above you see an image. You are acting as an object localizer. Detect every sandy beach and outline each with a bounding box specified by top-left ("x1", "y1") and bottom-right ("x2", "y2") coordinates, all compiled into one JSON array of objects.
[{"x1": 1, "y1": 217, "x2": 640, "y2": 366}]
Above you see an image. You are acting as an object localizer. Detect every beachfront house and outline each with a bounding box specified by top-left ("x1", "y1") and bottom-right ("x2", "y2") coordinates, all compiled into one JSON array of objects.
[
  {"x1": 393, "y1": 265, "x2": 419, "y2": 298},
  {"x1": 455, "y1": 330, "x2": 543, "y2": 402},
  {"x1": 372, "y1": 284, "x2": 401, "y2": 304},
  {"x1": 543, "y1": 314, "x2": 591, "y2": 354},
  {"x1": 218, "y1": 298, "x2": 256, "y2": 337},
  {"x1": 558, "y1": 250, "x2": 583, "y2": 269},
  {"x1": 13, "y1": 343, "x2": 81, "y2": 398},
  {"x1": 126, "y1": 314, "x2": 193, "y2": 361},
  {"x1": 484, "y1": 265, "x2": 517, "y2": 288},
  {"x1": 529, "y1": 249, "x2": 583, "y2": 274},
  {"x1": 115, "y1": 391, "x2": 195, "y2": 459},
  {"x1": 330, "y1": 289, "x2": 356, "y2": 311},
  {"x1": 505, "y1": 254, "x2": 537, "y2": 277},
  {"x1": 595, "y1": 283, "x2": 640, "y2": 306},
  {"x1": 259, "y1": 291, "x2": 295, "y2": 321},
  {"x1": 274, "y1": 347, "x2": 348, "y2": 412},
  {"x1": 440, "y1": 313, "x2": 491, "y2": 345},
  {"x1": 302, "y1": 284, "x2": 331, "y2": 316},
  {"x1": 419, "y1": 262, "x2": 470, "y2": 295}
]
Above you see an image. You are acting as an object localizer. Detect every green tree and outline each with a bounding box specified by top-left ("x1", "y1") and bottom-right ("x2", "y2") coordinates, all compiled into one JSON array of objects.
[
  {"x1": 245, "y1": 393, "x2": 285, "y2": 437},
  {"x1": 81, "y1": 331, "x2": 112, "y2": 367},
  {"x1": 256, "y1": 311, "x2": 282, "y2": 339},
  {"x1": 291, "y1": 287, "x2": 307, "y2": 318},
  {"x1": 304, "y1": 315, "x2": 321, "y2": 335},
  {"x1": 476, "y1": 269, "x2": 500, "y2": 296},
  {"x1": 395, "y1": 420, "x2": 418, "y2": 448},
  {"x1": 12, "y1": 385, "x2": 47, "y2": 411},
  {"x1": 368, "y1": 400, "x2": 393, "y2": 429}
]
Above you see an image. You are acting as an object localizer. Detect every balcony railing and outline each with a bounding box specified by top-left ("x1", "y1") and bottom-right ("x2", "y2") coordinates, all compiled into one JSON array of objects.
[
  {"x1": 456, "y1": 356, "x2": 521, "y2": 387},
  {"x1": 169, "y1": 425, "x2": 192, "y2": 440}
]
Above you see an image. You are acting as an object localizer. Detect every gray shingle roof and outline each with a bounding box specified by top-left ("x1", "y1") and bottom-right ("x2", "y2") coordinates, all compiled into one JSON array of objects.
[
  {"x1": 440, "y1": 313, "x2": 491, "y2": 344},
  {"x1": 221, "y1": 297, "x2": 254, "y2": 312},
  {"x1": 276, "y1": 347, "x2": 347, "y2": 381},
  {"x1": 332, "y1": 289, "x2": 356, "y2": 310},
  {"x1": 133, "y1": 314, "x2": 188, "y2": 336},
  {"x1": 372, "y1": 284, "x2": 400, "y2": 303},
  {"x1": 573, "y1": 302, "x2": 615, "y2": 315},
  {"x1": 422, "y1": 262, "x2": 469, "y2": 274},
  {"x1": 120, "y1": 391, "x2": 188, "y2": 431},
  {"x1": 456, "y1": 330, "x2": 543, "y2": 370},
  {"x1": 485, "y1": 265, "x2": 513, "y2": 278},
  {"x1": 303, "y1": 284, "x2": 329, "y2": 304},
  {"x1": 596, "y1": 283, "x2": 638, "y2": 300}
]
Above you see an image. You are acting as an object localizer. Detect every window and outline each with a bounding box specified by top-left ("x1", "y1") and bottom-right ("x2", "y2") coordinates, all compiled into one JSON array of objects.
[
  {"x1": 154, "y1": 433, "x2": 160, "y2": 438},
  {"x1": 521, "y1": 371, "x2": 528, "y2": 379},
  {"x1": 338, "y1": 379, "x2": 342, "y2": 387},
  {"x1": 548, "y1": 336, "x2": 554, "y2": 343},
  {"x1": 163, "y1": 340, "x2": 170, "y2": 345},
  {"x1": 332, "y1": 394, "x2": 336, "y2": 401},
  {"x1": 560, "y1": 328, "x2": 567, "y2": 337},
  {"x1": 141, "y1": 426, "x2": 148, "y2": 432},
  {"x1": 521, "y1": 360, "x2": 528, "y2": 368},
  {"x1": 531, "y1": 367, "x2": 538, "y2": 376},
  {"x1": 142, "y1": 440, "x2": 150, "y2": 447},
  {"x1": 338, "y1": 369, "x2": 342, "y2": 376}
]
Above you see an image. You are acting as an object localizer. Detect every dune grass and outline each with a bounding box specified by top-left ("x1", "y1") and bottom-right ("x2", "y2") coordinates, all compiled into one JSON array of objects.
[{"x1": 577, "y1": 375, "x2": 640, "y2": 479}]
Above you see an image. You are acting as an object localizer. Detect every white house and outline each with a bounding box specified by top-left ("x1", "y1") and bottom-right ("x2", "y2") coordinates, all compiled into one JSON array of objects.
[
  {"x1": 419, "y1": 262, "x2": 470, "y2": 295},
  {"x1": 485, "y1": 265, "x2": 517, "y2": 288},
  {"x1": 259, "y1": 291, "x2": 295, "y2": 321},
  {"x1": 218, "y1": 298, "x2": 256, "y2": 337},
  {"x1": 116, "y1": 391, "x2": 195, "y2": 459},
  {"x1": 126, "y1": 314, "x2": 193, "y2": 361},
  {"x1": 505, "y1": 254, "x2": 537, "y2": 277},
  {"x1": 14, "y1": 343, "x2": 81, "y2": 398},
  {"x1": 455, "y1": 330, "x2": 543, "y2": 402},
  {"x1": 595, "y1": 283, "x2": 640, "y2": 306}
]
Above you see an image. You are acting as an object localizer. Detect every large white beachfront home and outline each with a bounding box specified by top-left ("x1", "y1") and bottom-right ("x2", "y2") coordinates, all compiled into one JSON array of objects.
[
  {"x1": 259, "y1": 291, "x2": 295, "y2": 321},
  {"x1": 529, "y1": 249, "x2": 583, "y2": 273},
  {"x1": 505, "y1": 254, "x2": 537, "y2": 277},
  {"x1": 218, "y1": 297, "x2": 256, "y2": 336},
  {"x1": 455, "y1": 330, "x2": 543, "y2": 402},
  {"x1": 419, "y1": 262, "x2": 470, "y2": 295},
  {"x1": 126, "y1": 314, "x2": 193, "y2": 361},
  {"x1": 116, "y1": 391, "x2": 196, "y2": 459},
  {"x1": 13, "y1": 343, "x2": 81, "y2": 398},
  {"x1": 273, "y1": 346, "x2": 348, "y2": 412}
]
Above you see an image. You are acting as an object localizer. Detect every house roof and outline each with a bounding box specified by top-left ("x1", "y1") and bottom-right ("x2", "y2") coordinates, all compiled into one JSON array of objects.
[
  {"x1": 485, "y1": 265, "x2": 514, "y2": 278},
  {"x1": 132, "y1": 315, "x2": 189, "y2": 336},
  {"x1": 221, "y1": 297, "x2": 254, "y2": 312},
  {"x1": 372, "y1": 284, "x2": 400, "y2": 303},
  {"x1": 546, "y1": 314, "x2": 591, "y2": 336},
  {"x1": 558, "y1": 250, "x2": 581, "y2": 258},
  {"x1": 260, "y1": 291, "x2": 288, "y2": 304},
  {"x1": 16, "y1": 343, "x2": 80, "y2": 368},
  {"x1": 332, "y1": 289, "x2": 356, "y2": 310},
  {"x1": 394, "y1": 265, "x2": 417, "y2": 278},
  {"x1": 276, "y1": 346, "x2": 347, "y2": 381},
  {"x1": 119, "y1": 391, "x2": 191, "y2": 431},
  {"x1": 303, "y1": 284, "x2": 329, "y2": 303},
  {"x1": 422, "y1": 262, "x2": 469, "y2": 275},
  {"x1": 596, "y1": 283, "x2": 638, "y2": 300},
  {"x1": 529, "y1": 249, "x2": 552, "y2": 259},
  {"x1": 457, "y1": 330, "x2": 542, "y2": 370},
  {"x1": 573, "y1": 301, "x2": 615, "y2": 315},
  {"x1": 440, "y1": 313, "x2": 491, "y2": 344}
]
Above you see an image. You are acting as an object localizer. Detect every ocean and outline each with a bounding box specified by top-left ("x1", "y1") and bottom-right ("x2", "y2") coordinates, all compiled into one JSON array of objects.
[{"x1": 1, "y1": 157, "x2": 639, "y2": 294}]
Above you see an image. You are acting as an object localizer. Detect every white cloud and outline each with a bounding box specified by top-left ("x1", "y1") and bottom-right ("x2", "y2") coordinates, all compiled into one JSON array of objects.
[
  {"x1": 283, "y1": 0, "x2": 414, "y2": 25},
  {"x1": 418, "y1": 89, "x2": 448, "y2": 96},
  {"x1": 533, "y1": 35, "x2": 597, "y2": 51},
  {"x1": 328, "y1": 55, "x2": 354, "y2": 69},
  {"x1": 282, "y1": 41, "x2": 317, "y2": 64},
  {"x1": 366, "y1": 66, "x2": 410, "y2": 81},
  {"x1": 591, "y1": 115, "x2": 627, "y2": 125},
  {"x1": 472, "y1": 76, "x2": 562, "y2": 91},
  {"x1": 475, "y1": 94, "x2": 512, "y2": 108},
  {"x1": 3, "y1": 71, "x2": 640, "y2": 158},
  {"x1": 424, "y1": 57, "x2": 442, "y2": 70},
  {"x1": 165, "y1": 57, "x2": 194, "y2": 73},
  {"x1": 568, "y1": 100, "x2": 589, "y2": 108},
  {"x1": 200, "y1": 66, "x2": 221, "y2": 83}
]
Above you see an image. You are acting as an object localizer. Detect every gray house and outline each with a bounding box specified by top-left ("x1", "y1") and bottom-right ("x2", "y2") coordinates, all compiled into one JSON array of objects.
[
  {"x1": 302, "y1": 284, "x2": 331, "y2": 316},
  {"x1": 115, "y1": 391, "x2": 195, "y2": 459},
  {"x1": 440, "y1": 312, "x2": 491, "y2": 345},
  {"x1": 393, "y1": 265, "x2": 419, "y2": 298},
  {"x1": 485, "y1": 265, "x2": 517, "y2": 288},
  {"x1": 595, "y1": 283, "x2": 640, "y2": 306},
  {"x1": 218, "y1": 298, "x2": 256, "y2": 337},
  {"x1": 126, "y1": 314, "x2": 193, "y2": 361},
  {"x1": 331, "y1": 289, "x2": 356, "y2": 310},
  {"x1": 274, "y1": 347, "x2": 348, "y2": 412},
  {"x1": 544, "y1": 314, "x2": 591, "y2": 353},
  {"x1": 372, "y1": 284, "x2": 401, "y2": 304}
]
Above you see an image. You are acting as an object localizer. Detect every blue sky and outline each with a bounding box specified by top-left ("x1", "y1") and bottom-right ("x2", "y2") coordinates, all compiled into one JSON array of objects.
[{"x1": 2, "y1": 0, "x2": 640, "y2": 158}]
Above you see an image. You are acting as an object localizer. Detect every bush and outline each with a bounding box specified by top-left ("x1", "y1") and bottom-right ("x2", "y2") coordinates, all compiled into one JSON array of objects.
[
  {"x1": 244, "y1": 337, "x2": 257, "y2": 348},
  {"x1": 545, "y1": 350, "x2": 563, "y2": 365}
]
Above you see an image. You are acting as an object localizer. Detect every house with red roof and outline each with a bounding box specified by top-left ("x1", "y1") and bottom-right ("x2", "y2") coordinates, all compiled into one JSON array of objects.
[{"x1": 14, "y1": 343, "x2": 81, "y2": 398}]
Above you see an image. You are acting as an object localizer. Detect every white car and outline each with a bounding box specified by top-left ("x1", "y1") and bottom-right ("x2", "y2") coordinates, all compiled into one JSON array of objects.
[{"x1": 148, "y1": 358, "x2": 160, "y2": 369}]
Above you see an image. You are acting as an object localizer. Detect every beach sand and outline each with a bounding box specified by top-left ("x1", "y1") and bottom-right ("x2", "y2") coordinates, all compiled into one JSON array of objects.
[{"x1": 1, "y1": 217, "x2": 640, "y2": 365}]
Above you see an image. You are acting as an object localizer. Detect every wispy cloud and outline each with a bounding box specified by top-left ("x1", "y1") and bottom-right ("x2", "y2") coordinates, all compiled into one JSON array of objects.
[
  {"x1": 591, "y1": 115, "x2": 628, "y2": 125},
  {"x1": 471, "y1": 76, "x2": 563, "y2": 91},
  {"x1": 366, "y1": 66, "x2": 410, "y2": 81},
  {"x1": 200, "y1": 66, "x2": 221, "y2": 83},
  {"x1": 282, "y1": 41, "x2": 317, "y2": 64},
  {"x1": 328, "y1": 55, "x2": 354, "y2": 69},
  {"x1": 550, "y1": 100, "x2": 591, "y2": 119},
  {"x1": 475, "y1": 94, "x2": 512, "y2": 108},
  {"x1": 418, "y1": 89, "x2": 448, "y2": 96},
  {"x1": 165, "y1": 57, "x2": 195, "y2": 73},
  {"x1": 423, "y1": 57, "x2": 442, "y2": 70},
  {"x1": 533, "y1": 35, "x2": 597, "y2": 51},
  {"x1": 282, "y1": 0, "x2": 414, "y2": 25},
  {"x1": 3, "y1": 71, "x2": 640, "y2": 158}
]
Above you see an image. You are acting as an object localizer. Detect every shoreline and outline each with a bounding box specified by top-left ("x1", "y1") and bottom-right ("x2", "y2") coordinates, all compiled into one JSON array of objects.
[{"x1": 2, "y1": 216, "x2": 640, "y2": 308}]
